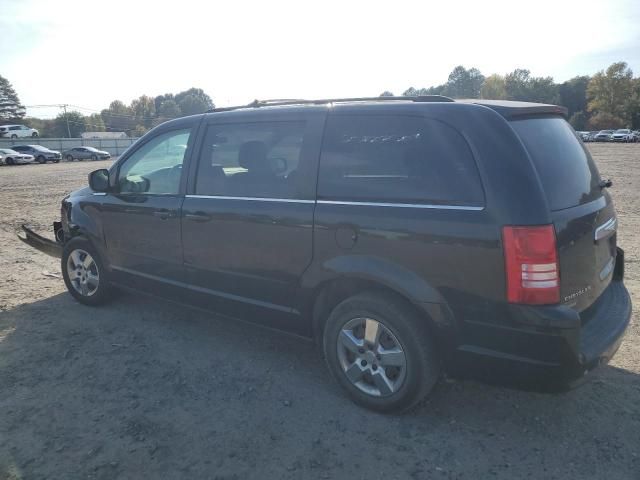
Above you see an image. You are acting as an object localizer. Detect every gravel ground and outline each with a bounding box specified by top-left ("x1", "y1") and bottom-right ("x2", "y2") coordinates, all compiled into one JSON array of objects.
[{"x1": 0, "y1": 145, "x2": 639, "y2": 479}]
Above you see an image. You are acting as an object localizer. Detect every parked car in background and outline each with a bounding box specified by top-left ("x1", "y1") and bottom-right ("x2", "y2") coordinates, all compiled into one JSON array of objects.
[
  {"x1": 594, "y1": 130, "x2": 614, "y2": 142},
  {"x1": 0, "y1": 148, "x2": 35, "y2": 165},
  {"x1": 610, "y1": 129, "x2": 635, "y2": 142},
  {"x1": 12, "y1": 145, "x2": 62, "y2": 163},
  {"x1": 0, "y1": 125, "x2": 39, "y2": 138},
  {"x1": 577, "y1": 131, "x2": 591, "y2": 142},
  {"x1": 632, "y1": 131, "x2": 640, "y2": 142},
  {"x1": 62, "y1": 146, "x2": 111, "y2": 161}
]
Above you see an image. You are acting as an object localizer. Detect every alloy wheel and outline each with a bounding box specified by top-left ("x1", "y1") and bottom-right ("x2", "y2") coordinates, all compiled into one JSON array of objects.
[
  {"x1": 336, "y1": 317, "x2": 407, "y2": 397},
  {"x1": 66, "y1": 249, "x2": 99, "y2": 297}
]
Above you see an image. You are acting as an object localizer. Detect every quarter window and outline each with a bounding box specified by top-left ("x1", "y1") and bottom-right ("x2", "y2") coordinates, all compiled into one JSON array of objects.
[
  {"x1": 117, "y1": 128, "x2": 191, "y2": 194},
  {"x1": 318, "y1": 115, "x2": 484, "y2": 206},
  {"x1": 195, "y1": 122, "x2": 305, "y2": 199}
]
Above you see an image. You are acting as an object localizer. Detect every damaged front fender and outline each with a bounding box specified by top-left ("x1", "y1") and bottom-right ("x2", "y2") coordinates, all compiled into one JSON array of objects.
[{"x1": 17, "y1": 222, "x2": 63, "y2": 258}]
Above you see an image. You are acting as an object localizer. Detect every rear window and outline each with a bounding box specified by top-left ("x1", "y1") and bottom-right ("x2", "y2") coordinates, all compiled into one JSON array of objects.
[
  {"x1": 318, "y1": 115, "x2": 484, "y2": 206},
  {"x1": 511, "y1": 117, "x2": 602, "y2": 211}
]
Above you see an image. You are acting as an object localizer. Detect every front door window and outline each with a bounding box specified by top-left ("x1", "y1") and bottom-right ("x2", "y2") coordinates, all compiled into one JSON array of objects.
[{"x1": 117, "y1": 128, "x2": 191, "y2": 194}]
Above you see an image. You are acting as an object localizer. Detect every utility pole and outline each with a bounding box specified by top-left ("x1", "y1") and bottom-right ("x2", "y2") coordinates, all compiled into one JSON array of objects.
[{"x1": 62, "y1": 104, "x2": 71, "y2": 138}]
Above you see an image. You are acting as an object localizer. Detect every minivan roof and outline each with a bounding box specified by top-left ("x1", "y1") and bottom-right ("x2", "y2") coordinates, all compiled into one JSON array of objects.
[{"x1": 205, "y1": 96, "x2": 568, "y2": 119}]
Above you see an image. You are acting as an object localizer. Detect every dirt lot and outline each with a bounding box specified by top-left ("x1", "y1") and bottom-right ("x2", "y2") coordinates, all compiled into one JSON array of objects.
[{"x1": 0, "y1": 145, "x2": 639, "y2": 479}]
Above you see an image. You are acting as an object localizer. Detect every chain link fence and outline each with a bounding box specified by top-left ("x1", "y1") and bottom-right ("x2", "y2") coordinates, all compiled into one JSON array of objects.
[{"x1": 0, "y1": 137, "x2": 139, "y2": 156}]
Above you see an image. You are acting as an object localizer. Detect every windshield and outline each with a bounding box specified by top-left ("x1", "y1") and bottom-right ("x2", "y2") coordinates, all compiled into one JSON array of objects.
[{"x1": 511, "y1": 116, "x2": 602, "y2": 211}]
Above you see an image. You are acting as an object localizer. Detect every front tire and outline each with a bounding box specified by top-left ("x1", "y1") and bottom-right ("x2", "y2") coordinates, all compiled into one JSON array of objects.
[
  {"x1": 37, "y1": 155, "x2": 46, "y2": 164},
  {"x1": 32, "y1": 132, "x2": 38, "y2": 137},
  {"x1": 6, "y1": 158, "x2": 15, "y2": 166},
  {"x1": 322, "y1": 291, "x2": 440, "y2": 413},
  {"x1": 62, "y1": 237, "x2": 113, "y2": 306}
]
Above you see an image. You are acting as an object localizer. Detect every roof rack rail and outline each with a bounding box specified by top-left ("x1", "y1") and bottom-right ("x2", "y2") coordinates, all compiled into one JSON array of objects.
[{"x1": 207, "y1": 95, "x2": 454, "y2": 113}]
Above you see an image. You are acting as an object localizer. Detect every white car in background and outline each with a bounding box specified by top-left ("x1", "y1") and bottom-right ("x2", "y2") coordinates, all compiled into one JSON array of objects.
[
  {"x1": 0, "y1": 124, "x2": 39, "y2": 138},
  {"x1": 610, "y1": 129, "x2": 635, "y2": 142},
  {"x1": 0, "y1": 148, "x2": 35, "y2": 165}
]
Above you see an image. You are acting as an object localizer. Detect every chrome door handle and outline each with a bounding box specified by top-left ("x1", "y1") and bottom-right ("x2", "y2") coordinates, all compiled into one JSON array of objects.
[
  {"x1": 184, "y1": 212, "x2": 212, "y2": 222},
  {"x1": 152, "y1": 210, "x2": 173, "y2": 220}
]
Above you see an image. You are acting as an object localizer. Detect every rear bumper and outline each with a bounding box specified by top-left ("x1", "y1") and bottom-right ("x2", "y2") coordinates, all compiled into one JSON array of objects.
[
  {"x1": 17, "y1": 223, "x2": 63, "y2": 258},
  {"x1": 451, "y1": 250, "x2": 631, "y2": 388}
]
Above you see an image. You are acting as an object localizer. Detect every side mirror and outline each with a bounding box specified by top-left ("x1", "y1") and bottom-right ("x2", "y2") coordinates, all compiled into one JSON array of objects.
[{"x1": 88, "y1": 169, "x2": 110, "y2": 192}]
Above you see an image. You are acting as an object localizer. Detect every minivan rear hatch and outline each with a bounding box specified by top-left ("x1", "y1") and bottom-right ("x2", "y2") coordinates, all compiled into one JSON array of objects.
[{"x1": 510, "y1": 116, "x2": 617, "y2": 312}]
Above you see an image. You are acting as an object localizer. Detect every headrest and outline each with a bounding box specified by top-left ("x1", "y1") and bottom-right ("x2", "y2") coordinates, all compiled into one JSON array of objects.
[{"x1": 238, "y1": 141, "x2": 268, "y2": 170}]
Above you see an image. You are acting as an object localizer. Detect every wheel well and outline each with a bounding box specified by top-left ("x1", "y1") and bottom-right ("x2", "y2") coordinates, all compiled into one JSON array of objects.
[{"x1": 311, "y1": 277, "x2": 434, "y2": 343}]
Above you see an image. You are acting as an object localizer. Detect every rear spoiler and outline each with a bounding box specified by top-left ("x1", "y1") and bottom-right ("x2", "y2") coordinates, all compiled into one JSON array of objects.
[{"x1": 459, "y1": 99, "x2": 568, "y2": 119}]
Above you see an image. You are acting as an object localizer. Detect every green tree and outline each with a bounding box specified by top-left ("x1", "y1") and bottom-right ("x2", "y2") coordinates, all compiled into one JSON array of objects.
[
  {"x1": 569, "y1": 111, "x2": 588, "y2": 131},
  {"x1": 154, "y1": 93, "x2": 175, "y2": 112},
  {"x1": 178, "y1": 93, "x2": 210, "y2": 116},
  {"x1": 84, "y1": 113, "x2": 105, "y2": 132},
  {"x1": 587, "y1": 112, "x2": 626, "y2": 130},
  {"x1": 480, "y1": 74, "x2": 507, "y2": 99},
  {"x1": 528, "y1": 76, "x2": 558, "y2": 104},
  {"x1": 442, "y1": 66, "x2": 485, "y2": 98},
  {"x1": 587, "y1": 62, "x2": 633, "y2": 122},
  {"x1": 53, "y1": 111, "x2": 86, "y2": 137},
  {"x1": 402, "y1": 85, "x2": 445, "y2": 96},
  {"x1": 0, "y1": 74, "x2": 25, "y2": 120},
  {"x1": 101, "y1": 100, "x2": 136, "y2": 133},
  {"x1": 130, "y1": 95, "x2": 156, "y2": 129},
  {"x1": 157, "y1": 99, "x2": 181, "y2": 118},
  {"x1": 175, "y1": 88, "x2": 214, "y2": 112},
  {"x1": 131, "y1": 124, "x2": 148, "y2": 137},
  {"x1": 504, "y1": 69, "x2": 558, "y2": 103},
  {"x1": 558, "y1": 76, "x2": 590, "y2": 117},
  {"x1": 504, "y1": 69, "x2": 532, "y2": 100},
  {"x1": 624, "y1": 77, "x2": 640, "y2": 129},
  {"x1": 379, "y1": 91, "x2": 394, "y2": 97}
]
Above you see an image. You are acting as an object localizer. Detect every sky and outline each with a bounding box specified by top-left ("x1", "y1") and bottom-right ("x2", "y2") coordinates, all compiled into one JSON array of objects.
[{"x1": 1, "y1": 0, "x2": 639, "y2": 119}]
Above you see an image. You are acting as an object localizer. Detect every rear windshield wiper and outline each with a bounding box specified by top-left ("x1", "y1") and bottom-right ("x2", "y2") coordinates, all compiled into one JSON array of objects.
[{"x1": 599, "y1": 179, "x2": 613, "y2": 189}]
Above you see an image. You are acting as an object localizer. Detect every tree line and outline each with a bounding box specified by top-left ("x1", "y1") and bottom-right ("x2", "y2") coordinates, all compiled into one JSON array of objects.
[
  {"x1": 1, "y1": 60, "x2": 639, "y2": 137},
  {"x1": 0, "y1": 80, "x2": 214, "y2": 137},
  {"x1": 380, "y1": 61, "x2": 640, "y2": 130}
]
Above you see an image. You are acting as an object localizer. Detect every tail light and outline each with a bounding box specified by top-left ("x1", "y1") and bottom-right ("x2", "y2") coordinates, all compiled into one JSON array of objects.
[{"x1": 502, "y1": 225, "x2": 560, "y2": 305}]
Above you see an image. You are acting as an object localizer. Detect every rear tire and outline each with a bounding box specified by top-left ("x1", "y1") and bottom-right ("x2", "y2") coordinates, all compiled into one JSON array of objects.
[
  {"x1": 66, "y1": 155, "x2": 73, "y2": 162},
  {"x1": 10, "y1": 134, "x2": 17, "y2": 139},
  {"x1": 6, "y1": 158, "x2": 15, "y2": 166},
  {"x1": 62, "y1": 237, "x2": 113, "y2": 306},
  {"x1": 32, "y1": 132, "x2": 38, "y2": 137},
  {"x1": 322, "y1": 291, "x2": 440, "y2": 413}
]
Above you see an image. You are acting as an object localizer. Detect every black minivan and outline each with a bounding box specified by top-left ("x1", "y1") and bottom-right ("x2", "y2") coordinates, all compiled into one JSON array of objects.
[{"x1": 21, "y1": 96, "x2": 631, "y2": 413}]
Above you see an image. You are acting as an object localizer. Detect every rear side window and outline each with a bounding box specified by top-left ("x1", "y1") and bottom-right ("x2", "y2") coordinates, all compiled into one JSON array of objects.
[
  {"x1": 510, "y1": 117, "x2": 602, "y2": 211},
  {"x1": 195, "y1": 121, "x2": 305, "y2": 199},
  {"x1": 318, "y1": 115, "x2": 484, "y2": 206}
]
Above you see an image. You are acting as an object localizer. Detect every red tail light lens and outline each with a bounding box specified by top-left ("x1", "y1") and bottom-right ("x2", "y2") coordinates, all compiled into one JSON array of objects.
[{"x1": 502, "y1": 225, "x2": 560, "y2": 305}]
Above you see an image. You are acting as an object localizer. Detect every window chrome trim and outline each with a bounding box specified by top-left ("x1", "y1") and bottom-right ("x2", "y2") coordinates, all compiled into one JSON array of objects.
[
  {"x1": 317, "y1": 200, "x2": 484, "y2": 211},
  {"x1": 184, "y1": 195, "x2": 484, "y2": 210},
  {"x1": 185, "y1": 195, "x2": 315, "y2": 204}
]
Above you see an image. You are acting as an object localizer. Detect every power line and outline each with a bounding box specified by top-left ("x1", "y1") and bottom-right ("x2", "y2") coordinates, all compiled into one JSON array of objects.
[{"x1": 27, "y1": 103, "x2": 165, "y2": 120}]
